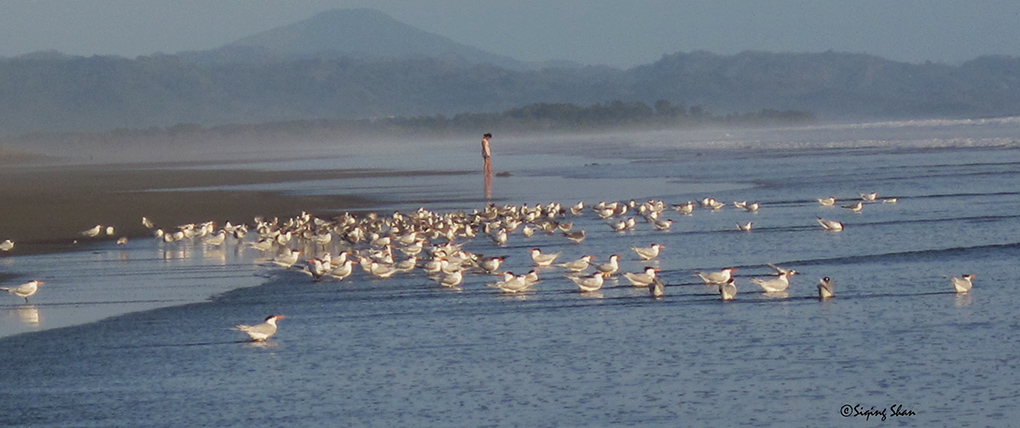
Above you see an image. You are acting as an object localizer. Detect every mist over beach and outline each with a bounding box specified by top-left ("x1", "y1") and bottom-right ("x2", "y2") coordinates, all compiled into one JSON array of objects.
[{"x1": 2, "y1": 5, "x2": 1020, "y2": 427}]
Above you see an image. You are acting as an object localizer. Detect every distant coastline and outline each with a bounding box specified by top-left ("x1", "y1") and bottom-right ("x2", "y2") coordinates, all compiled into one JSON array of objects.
[{"x1": 1, "y1": 100, "x2": 815, "y2": 160}]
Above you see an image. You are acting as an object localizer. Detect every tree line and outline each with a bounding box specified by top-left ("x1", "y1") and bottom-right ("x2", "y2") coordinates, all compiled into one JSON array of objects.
[{"x1": 5, "y1": 100, "x2": 815, "y2": 151}]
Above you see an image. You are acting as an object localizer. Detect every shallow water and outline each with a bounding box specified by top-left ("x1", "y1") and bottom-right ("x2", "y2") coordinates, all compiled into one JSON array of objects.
[{"x1": 2, "y1": 119, "x2": 1020, "y2": 426}]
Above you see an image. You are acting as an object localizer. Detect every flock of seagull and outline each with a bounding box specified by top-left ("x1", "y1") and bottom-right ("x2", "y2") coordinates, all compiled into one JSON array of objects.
[{"x1": 1, "y1": 191, "x2": 976, "y2": 342}]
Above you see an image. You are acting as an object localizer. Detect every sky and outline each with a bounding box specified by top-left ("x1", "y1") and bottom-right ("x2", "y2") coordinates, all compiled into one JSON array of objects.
[{"x1": 3, "y1": 0, "x2": 1020, "y2": 68}]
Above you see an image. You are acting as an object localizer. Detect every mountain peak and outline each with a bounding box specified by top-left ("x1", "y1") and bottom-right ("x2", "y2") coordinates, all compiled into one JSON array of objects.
[{"x1": 215, "y1": 8, "x2": 526, "y2": 68}]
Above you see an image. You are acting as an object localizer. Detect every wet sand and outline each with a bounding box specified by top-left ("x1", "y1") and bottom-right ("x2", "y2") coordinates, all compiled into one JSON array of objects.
[
  {"x1": 0, "y1": 159, "x2": 446, "y2": 255},
  {"x1": 0, "y1": 153, "x2": 468, "y2": 336}
]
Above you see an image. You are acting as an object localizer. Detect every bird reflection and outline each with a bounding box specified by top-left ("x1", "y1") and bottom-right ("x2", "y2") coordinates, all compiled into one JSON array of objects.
[
  {"x1": 17, "y1": 305, "x2": 41, "y2": 324},
  {"x1": 203, "y1": 248, "x2": 227, "y2": 264},
  {"x1": 244, "y1": 340, "x2": 279, "y2": 349},
  {"x1": 3, "y1": 304, "x2": 42, "y2": 325}
]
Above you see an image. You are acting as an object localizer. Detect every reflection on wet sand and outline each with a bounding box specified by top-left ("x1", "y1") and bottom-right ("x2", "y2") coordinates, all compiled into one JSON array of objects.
[
  {"x1": 484, "y1": 168, "x2": 492, "y2": 199},
  {"x1": 203, "y1": 248, "x2": 227, "y2": 264},
  {"x1": 245, "y1": 340, "x2": 279, "y2": 349},
  {"x1": 1, "y1": 304, "x2": 41, "y2": 326}
]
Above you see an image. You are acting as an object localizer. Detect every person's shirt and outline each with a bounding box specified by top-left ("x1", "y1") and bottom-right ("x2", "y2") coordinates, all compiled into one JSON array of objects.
[{"x1": 481, "y1": 138, "x2": 491, "y2": 158}]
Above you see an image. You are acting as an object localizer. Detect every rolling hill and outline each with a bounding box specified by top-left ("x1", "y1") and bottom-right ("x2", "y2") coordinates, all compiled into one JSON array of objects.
[{"x1": 0, "y1": 8, "x2": 1018, "y2": 137}]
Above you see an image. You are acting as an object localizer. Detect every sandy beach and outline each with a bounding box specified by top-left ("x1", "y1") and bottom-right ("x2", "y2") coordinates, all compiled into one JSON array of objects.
[{"x1": 0, "y1": 158, "x2": 405, "y2": 255}]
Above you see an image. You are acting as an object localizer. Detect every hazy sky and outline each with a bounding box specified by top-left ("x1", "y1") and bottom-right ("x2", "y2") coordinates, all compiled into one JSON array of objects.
[{"x1": 3, "y1": 0, "x2": 1019, "y2": 67}]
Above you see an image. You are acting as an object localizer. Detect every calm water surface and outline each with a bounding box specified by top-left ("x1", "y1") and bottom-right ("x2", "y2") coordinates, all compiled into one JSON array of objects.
[{"x1": 2, "y1": 119, "x2": 1020, "y2": 427}]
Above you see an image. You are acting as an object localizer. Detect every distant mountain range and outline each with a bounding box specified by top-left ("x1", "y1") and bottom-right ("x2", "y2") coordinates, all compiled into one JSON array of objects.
[
  {"x1": 177, "y1": 8, "x2": 577, "y2": 70},
  {"x1": 0, "y1": 8, "x2": 1018, "y2": 136}
]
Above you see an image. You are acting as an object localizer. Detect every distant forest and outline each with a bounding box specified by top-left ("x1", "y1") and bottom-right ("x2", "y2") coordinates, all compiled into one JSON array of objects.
[
  {"x1": 6, "y1": 100, "x2": 815, "y2": 150},
  {"x1": 2, "y1": 50, "x2": 1019, "y2": 138}
]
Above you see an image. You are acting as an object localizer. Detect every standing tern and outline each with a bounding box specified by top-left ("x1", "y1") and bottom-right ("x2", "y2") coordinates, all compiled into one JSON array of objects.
[
  {"x1": 623, "y1": 267, "x2": 659, "y2": 287},
  {"x1": 720, "y1": 279, "x2": 737, "y2": 301},
  {"x1": 843, "y1": 201, "x2": 864, "y2": 213},
  {"x1": 673, "y1": 201, "x2": 695, "y2": 216},
  {"x1": 328, "y1": 259, "x2": 355, "y2": 281},
  {"x1": 767, "y1": 264, "x2": 797, "y2": 276},
  {"x1": 478, "y1": 256, "x2": 507, "y2": 274},
  {"x1": 437, "y1": 269, "x2": 466, "y2": 288},
  {"x1": 751, "y1": 271, "x2": 796, "y2": 293},
  {"x1": 1, "y1": 280, "x2": 44, "y2": 303},
  {"x1": 817, "y1": 197, "x2": 837, "y2": 207},
  {"x1": 81, "y1": 225, "x2": 103, "y2": 238},
  {"x1": 649, "y1": 277, "x2": 666, "y2": 298},
  {"x1": 558, "y1": 255, "x2": 594, "y2": 273},
  {"x1": 651, "y1": 218, "x2": 674, "y2": 231},
  {"x1": 595, "y1": 254, "x2": 621, "y2": 276},
  {"x1": 816, "y1": 218, "x2": 844, "y2": 231},
  {"x1": 568, "y1": 272, "x2": 608, "y2": 292},
  {"x1": 562, "y1": 230, "x2": 586, "y2": 244},
  {"x1": 631, "y1": 244, "x2": 664, "y2": 260},
  {"x1": 234, "y1": 315, "x2": 284, "y2": 341},
  {"x1": 696, "y1": 268, "x2": 737, "y2": 285},
  {"x1": 272, "y1": 250, "x2": 302, "y2": 268},
  {"x1": 529, "y1": 248, "x2": 560, "y2": 267},
  {"x1": 817, "y1": 277, "x2": 835, "y2": 299},
  {"x1": 488, "y1": 272, "x2": 532, "y2": 293},
  {"x1": 859, "y1": 192, "x2": 878, "y2": 201},
  {"x1": 950, "y1": 274, "x2": 975, "y2": 294}
]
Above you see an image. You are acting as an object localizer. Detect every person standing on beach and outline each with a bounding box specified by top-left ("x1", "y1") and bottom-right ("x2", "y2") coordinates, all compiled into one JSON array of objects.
[
  {"x1": 481, "y1": 133, "x2": 493, "y2": 174},
  {"x1": 482, "y1": 133, "x2": 493, "y2": 198}
]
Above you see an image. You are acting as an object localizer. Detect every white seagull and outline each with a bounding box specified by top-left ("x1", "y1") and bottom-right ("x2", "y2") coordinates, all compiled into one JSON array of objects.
[
  {"x1": 817, "y1": 197, "x2": 837, "y2": 207},
  {"x1": 234, "y1": 315, "x2": 284, "y2": 341},
  {"x1": 0, "y1": 239, "x2": 14, "y2": 252},
  {"x1": 1, "y1": 280, "x2": 44, "y2": 303}
]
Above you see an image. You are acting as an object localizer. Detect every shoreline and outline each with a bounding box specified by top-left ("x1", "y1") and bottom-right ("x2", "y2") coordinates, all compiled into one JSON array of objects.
[
  {"x1": 0, "y1": 160, "x2": 476, "y2": 256},
  {"x1": 0, "y1": 154, "x2": 482, "y2": 338}
]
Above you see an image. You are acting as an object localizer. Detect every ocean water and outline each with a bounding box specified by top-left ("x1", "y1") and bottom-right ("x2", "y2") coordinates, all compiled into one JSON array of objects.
[{"x1": 2, "y1": 118, "x2": 1020, "y2": 427}]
